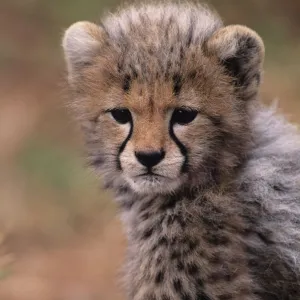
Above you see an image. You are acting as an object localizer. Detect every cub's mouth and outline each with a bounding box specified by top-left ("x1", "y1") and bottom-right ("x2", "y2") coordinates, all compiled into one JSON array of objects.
[
  {"x1": 136, "y1": 172, "x2": 167, "y2": 178},
  {"x1": 126, "y1": 171, "x2": 184, "y2": 195}
]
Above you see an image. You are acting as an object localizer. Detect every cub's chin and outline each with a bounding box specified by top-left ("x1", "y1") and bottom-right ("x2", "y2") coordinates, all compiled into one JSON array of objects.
[{"x1": 124, "y1": 174, "x2": 184, "y2": 195}]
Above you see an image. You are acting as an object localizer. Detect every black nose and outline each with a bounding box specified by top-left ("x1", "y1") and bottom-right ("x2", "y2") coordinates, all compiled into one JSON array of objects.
[{"x1": 135, "y1": 150, "x2": 165, "y2": 168}]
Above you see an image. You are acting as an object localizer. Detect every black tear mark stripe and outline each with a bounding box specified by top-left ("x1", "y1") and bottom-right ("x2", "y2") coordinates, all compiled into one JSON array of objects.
[
  {"x1": 169, "y1": 110, "x2": 221, "y2": 173},
  {"x1": 169, "y1": 119, "x2": 188, "y2": 173},
  {"x1": 117, "y1": 120, "x2": 133, "y2": 170}
]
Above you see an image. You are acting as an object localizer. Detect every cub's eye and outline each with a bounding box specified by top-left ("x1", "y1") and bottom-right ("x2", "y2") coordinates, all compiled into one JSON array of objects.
[
  {"x1": 110, "y1": 108, "x2": 132, "y2": 124},
  {"x1": 171, "y1": 108, "x2": 198, "y2": 125}
]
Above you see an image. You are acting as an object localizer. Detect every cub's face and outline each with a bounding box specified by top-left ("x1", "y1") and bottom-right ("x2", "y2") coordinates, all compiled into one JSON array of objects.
[
  {"x1": 62, "y1": 16, "x2": 264, "y2": 195},
  {"x1": 79, "y1": 59, "x2": 236, "y2": 194}
]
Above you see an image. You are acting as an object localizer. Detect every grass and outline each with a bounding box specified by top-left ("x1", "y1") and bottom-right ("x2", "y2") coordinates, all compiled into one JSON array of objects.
[
  {"x1": 18, "y1": 138, "x2": 89, "y2": 193},
  {"x1": 0, "y1": 268, "x2": 12, "y2": 281},
  {"x1": 13, "y1": 135, "x2": 115, "y2": 243}
]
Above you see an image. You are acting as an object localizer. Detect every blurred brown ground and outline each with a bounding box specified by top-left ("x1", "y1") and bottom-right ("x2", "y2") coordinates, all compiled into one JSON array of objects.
[{"x1": 0, "y1": 0, "x2": 299, "y2": 299}]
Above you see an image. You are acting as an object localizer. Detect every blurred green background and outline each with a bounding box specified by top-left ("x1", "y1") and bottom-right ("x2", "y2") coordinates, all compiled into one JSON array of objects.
[{"x1": 0, "y1": 0, "x2": 299, "y2": 299}]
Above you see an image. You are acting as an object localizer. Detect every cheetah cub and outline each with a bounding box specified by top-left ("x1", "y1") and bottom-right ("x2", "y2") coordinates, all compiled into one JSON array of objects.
[{"x1": 62, "y1": 2, "x2": 300, "y2": 300}]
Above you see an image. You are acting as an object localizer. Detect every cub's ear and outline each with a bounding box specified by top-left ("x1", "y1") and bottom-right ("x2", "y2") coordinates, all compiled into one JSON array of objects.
[
  {"x1": 205, "y1": 25, "x2": 265, "y2": 101},
  {"x1": 62, "y1": 21, "x2": 107, "y2": 75}
]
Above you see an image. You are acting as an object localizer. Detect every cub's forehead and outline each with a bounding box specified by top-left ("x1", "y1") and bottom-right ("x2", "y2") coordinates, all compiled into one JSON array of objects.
[
  {"x1": 101, "y1": 3, "x2": 223, "y2": 81},
  {"x1": 63, "y1": 2, "x2": 264, "y2": 122},
  {"x1": 103, "y1": 3, "x2": 222, "y2": 44}
]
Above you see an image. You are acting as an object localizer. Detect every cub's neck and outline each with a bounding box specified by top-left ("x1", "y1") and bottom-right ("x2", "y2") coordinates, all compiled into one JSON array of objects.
[{"x1": 114, "y1": 186, "x2": 256, "y2": 300}]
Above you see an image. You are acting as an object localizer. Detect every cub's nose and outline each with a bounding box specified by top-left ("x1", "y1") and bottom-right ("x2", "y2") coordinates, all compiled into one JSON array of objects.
[{"x1": 135, "y1": 150, "x2": 165, "y2": 168}]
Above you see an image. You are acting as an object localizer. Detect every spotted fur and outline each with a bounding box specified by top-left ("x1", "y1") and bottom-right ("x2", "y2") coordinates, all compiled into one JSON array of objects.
[{"x1": 62, "y1": 2, "x2": 300, "y2": 300}]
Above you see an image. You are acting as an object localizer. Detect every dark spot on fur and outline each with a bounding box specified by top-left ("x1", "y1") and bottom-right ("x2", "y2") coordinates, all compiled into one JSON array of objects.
[
  {"x1": 123, "y1": 74, "x2": 131, "y2": 92},
  {"x1": 120, "y1": 199, "x2": 134, "y2": 210},
  {"x1": 173, "y1": 278, "x2": 183, "y2": 293},
  {"x1": 187, "y1": 263, "x2": 198, "y2": 275},
  {"x1": 155, "y1": 270, "x2": 165, "y2": 284},
  {"x1": 173, "y1": 73, "x2": 182, "y2": 96},
  {"x1": 187, "y1": 239, "x2": 199, "y2": 252},
  {"x1": 196, "y1": 278, "x2": 204, "y2": 287},
  {"x1": 255, "y1": 72, "x2": 261, "y2": 84},
  {"x1": 171, "y1": 250, "x2": 181, "y2": 260},
  {"x1": 188, "y1": 70, "x2": 197, "y2": 80},
  {"x1": 162, "y1": 295, "x2": 171, "y2": 300},
  {"x1": 167, "y1": 215, "x2": 174, "y2": 226},
  {"x1": 88, "y1": 114, "x2": 99, "y2": 124},
  {"x1": 243, "y1": 90, "x2": 258, "y2": 101},
  {"x1": 204, "y1": 233, "x2": 230, "y2": 246},
  {"x1": 117, "y1": 186, "x2": 130, "y2": 194},
  {"x1": 139, "y1": 197, "x2": 156, "y2": 212},
  {"x1": 166, "y1": 60, "x2": 172, "y2": 75},
  {"x1": 240, "y1": 181, "x2": 250, "y2": 192},
  {"x1": 151, "y1": 243, "x2": 159, "y2": 253},
  {"x1": 247, "y1": 257, "x2": 259, "y2": 267},
  {"x1": 186, "y1": 188, "x2": 198, "y2": 200},
  {"x1": 273, "y1": 183, "x2": 287, "y2": 192},
  {"x1": 170, "y1": 236, "x2": 177, "y2": 245},
  {"x1": 207, "y1": 269, "x2": 236, "y2": 283},
  {"x1": 155, "y1": 255, "x2": 162, "y2": 265},
  {"x1": 177, "y1": 260, "x2": 185, "y2": 271},
  {"x1": 102, "y1": 181, "x2": 113, "y2": 190},
  {"x1": 189, "y1": 239, "x2": 199, "y2": 249},
  {"x1": 148, "y1": 46, "x2": 155, "y2": 56},
  {"x1": 180, "y1": 46, "x2": 185, "y2": 60},
  {"x1": 158, "y1": 236, "x2": 168, "y2": 247},
  {"x1": 219, "y1": 295, "x2": 233, "y2": 300},
  {"x1": 148, "y1": 95, "x2": 154, "y2": 113},
  {"x1": 175, "y1": 215, "x2": 186, "y2": 228},
  {"x1": 208, "y1": 115, "x2": 222, "y2": 127},
  {"x1": 117, "y1": 62, "x2": 122, "y2": 73},
  {"x1": 186, "y1": 17, "x2": 195, "y2": 47},
  {"x1": 256, "y1": 231, "x2": 275, "y2": 245},
  {"x1": 201, "y1": 215, "x2": 224, "y2": 230},
  {"x1": 182, "y1": 294, "x2": 192, "y2": 300},
  {"x1": 161, "y1": 195, "x2": 177, "y2": 211},
  {"x1": 132, "y1": 69, "x2": 138, "y2": 79},
  {"x1": 89, "y1": 157, "x2": 104, "y2": 168},
  {"x1": 80, "y1": 61, "x2": 93, "y2": 68},
  {"x1": 142, "y1": 227, "x2": 154, "y2": 239},
  {"x1": 140, "y1": 212, "x2": 149, "y2": 221},
  {"x1": 196, "y1": 291, "x2": 212, "y2": 300},
  {"x1": 208, "y1": 253, "x2": 222, "y2": 264}
]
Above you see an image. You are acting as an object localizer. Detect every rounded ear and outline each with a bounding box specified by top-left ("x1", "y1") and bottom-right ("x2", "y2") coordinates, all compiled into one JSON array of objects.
[
  {"x1": 62, "y1": 21, "x2": 107, "y2": 75},
  {"x1": 205, "y1": 25, "x2": 265, "y2": 101}
]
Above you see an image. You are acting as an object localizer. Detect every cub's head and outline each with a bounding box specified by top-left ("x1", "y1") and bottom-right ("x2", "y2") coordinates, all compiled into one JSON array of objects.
[{"x1": 62, "y1": 4, "x2": 264, "y2": 195}]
